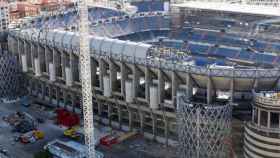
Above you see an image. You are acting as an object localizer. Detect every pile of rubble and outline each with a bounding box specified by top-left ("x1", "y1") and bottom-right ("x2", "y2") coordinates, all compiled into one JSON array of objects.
[{"x1": 2, "y1": 112, "x2": 37, "y2": 133}]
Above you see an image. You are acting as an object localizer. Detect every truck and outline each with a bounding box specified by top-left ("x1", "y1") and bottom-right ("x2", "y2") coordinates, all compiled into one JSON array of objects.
[{"x1": 44, "y1": 139, "x2": 104, "y2": 158}]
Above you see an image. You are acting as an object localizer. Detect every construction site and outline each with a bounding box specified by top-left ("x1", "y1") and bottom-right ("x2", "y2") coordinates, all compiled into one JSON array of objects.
[{"x1": 1, "y1": 0, "x2": 280, "y2": 158}]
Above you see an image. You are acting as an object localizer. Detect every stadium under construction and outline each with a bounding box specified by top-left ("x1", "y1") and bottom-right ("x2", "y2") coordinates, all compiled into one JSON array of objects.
[{"x1": 2, "y1": 0, "x2": 280, "y2": 157}]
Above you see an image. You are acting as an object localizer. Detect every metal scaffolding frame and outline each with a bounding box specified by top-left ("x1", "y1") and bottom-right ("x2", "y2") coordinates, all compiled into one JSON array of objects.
[
  {"x1": 0, "y1": 53, "x2": 19, "y2": 100},
  {"x1": 176, "y1": 97, "x2": 232, "y2": 158}
]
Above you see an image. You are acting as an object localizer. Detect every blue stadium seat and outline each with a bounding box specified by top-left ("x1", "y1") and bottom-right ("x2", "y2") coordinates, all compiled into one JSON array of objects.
[
  {"x1": 215, "y1": 48, "x2": 238, "y2": 58},
  {"x1": 238, "y1": 50, "x2": 252, "y2": 60},
  {"x1": 188, "y1": 43, "x2": 209, "y2": 54},
  {"x1": 132, "y1": 1, "x2": 164, "y2": 12},
  {"x1": 251, "y1": 53, "x2": 275, "y2": 64}
]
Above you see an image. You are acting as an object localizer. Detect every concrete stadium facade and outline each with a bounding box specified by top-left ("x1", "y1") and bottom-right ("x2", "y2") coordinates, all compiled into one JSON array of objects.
[{"x1": 7, "y1": 25, "x2": 280, "y2": 145}]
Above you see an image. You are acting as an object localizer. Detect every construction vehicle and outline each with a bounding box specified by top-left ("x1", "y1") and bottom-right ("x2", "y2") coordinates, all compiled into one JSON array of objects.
[
  {"x1": 20, "y1": 130, "x2": 44, "y2": 144},
  {"x1": 63, "y1": 126, "x2": 83, "y2": 140},
  {"x1": 44, "y1": 139, "x2": 104, "y2": 158},
  {"x1": 100, "y1": 131, "x2": 138, "y2": 147},
  {"x1": 100, "y1": 133, "x2": 119, "y2": 147}
]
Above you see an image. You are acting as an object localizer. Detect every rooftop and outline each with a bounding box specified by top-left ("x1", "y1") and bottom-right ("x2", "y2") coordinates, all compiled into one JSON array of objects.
[{"x1": 172, "y1": 1, "x2": 280, "y2": 16}]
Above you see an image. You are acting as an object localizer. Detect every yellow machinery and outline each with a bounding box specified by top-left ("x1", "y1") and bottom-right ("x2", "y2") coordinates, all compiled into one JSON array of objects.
[
  {"x1": 33, "y1": 130, "x2": 44, "y2": 139},
  {"x1": 20, "y1": 130, "x2": 44, "y2": 143},
  {"x1": 64, "y1": 126, "x2": 81, "y2": 139}
]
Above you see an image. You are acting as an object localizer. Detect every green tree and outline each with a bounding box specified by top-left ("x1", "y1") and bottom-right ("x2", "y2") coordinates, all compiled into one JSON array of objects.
[{"x1": 33, "y1": 150, "x2": 52, "y2": 158}]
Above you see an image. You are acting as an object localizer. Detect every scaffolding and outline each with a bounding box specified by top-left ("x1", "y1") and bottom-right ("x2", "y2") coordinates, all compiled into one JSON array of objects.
[
  {"x1": 176, "y1": 97, "x2": 232, "y2": 158},
  {"x1": 0, "y1": 52, "x2": 19, "y2": 100}
]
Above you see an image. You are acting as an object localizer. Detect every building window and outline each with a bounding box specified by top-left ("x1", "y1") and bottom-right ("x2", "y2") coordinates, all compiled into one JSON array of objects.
[
  {"x1": 270, "y1": 112, "x2": 279, "y2": 128},
  {"x1": 260, "y1": 110, "x2": 268, "y2": 127}
]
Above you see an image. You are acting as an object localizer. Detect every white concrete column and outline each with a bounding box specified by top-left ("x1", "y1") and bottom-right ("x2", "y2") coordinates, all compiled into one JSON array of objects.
[
  {"x1": 45, "y1": 46, "x2": 49, "y2": 74},
  {"x1": 103, "y1": 75, "x2": 111, "y2": 97},
  {"x1": 139, "y1": 112, "x2": 144, "y2": 133},
  {"x1": 34, "y1": 58, "x2": 42, "y2": 76},
  {"x1": 49, "y1": 63, "x2": 56, "y2": 82},
  {"x1": 158, "y1": 70, "x2": 164, "y2": 105},
  {"x1": 145, "y1": 67, "x2": 151, "y2": 102},
  {"x1": 132, "y1": 65, "x2": 140, "y2": 98},
  {"x1": 52, "y1": 48, "x2": 57, "y2": 79},
  {"x1": 69, "y1": 52, "x2": 75, "y2": 82},
  {"x1": 17, "y1": 39, "x2": 21, "y2": 56},
  {"x1": 23, "y1": 40, "x2": 27, "y2": 64},
  {"x1": 65, "y1": 67, "x2": 73, "y2": 86},
  {"x1": 150, "y1": 83, "x2": 159, "y2": 109},
  {"x1": 99, "y1": 59, "x2": 105, "y2": 90},
  {"x1": 30, "y1": 43, "x2": 35, "y2": 70},
  {"x1": 61, "y1": 52, "x2": 66, "y2": 79},
  {"x1": 121, "y1": 62, "x2": 128, "y2": 96},
  {"x1": 37, "y1": 43, "x2": 42, "y2": 73},
  {"x1": 125, "y1": 80, "x2": 133, "y2": 103},
  {"x1": 172, "y1": 71, "x2": 178, "y2": 106},
  {"x1": 17, "y1": 40, "x2": 22, "y2": 66},
  {"x1": 21, "y1": 54, "x2": 28, "y2": 72},
  {"x1": 109, "y1": 60, "x2": 117, "y2": 92}
]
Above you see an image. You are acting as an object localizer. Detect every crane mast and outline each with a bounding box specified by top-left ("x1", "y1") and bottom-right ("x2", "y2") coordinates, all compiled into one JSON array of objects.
[{"x1": 78, "y1": 0, "x2": 95, "y2": 158}]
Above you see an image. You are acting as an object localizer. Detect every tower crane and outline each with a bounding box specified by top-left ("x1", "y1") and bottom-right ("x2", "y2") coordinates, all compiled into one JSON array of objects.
[{"x1": 78, "y1": 0, "x2": 95, "y2": 158}]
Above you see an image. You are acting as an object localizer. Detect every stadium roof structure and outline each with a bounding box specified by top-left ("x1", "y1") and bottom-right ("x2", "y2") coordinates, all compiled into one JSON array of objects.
[
  {"x1": 172, "y1": 1, "x2": 280, "y2": 16},
  {"x1": 16, "y1": 29, "x2": 152, "y2": 59}
]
